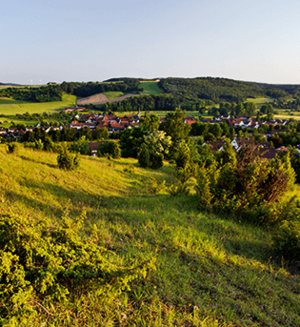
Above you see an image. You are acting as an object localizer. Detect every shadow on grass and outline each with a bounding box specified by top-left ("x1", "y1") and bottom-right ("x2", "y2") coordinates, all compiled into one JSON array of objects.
[
  {"x1": 5, "y1": 173, "x2": 274, "y2": 268},
  {"x1": 19, "y1": 155, "x2": 57, "y2": 169}
]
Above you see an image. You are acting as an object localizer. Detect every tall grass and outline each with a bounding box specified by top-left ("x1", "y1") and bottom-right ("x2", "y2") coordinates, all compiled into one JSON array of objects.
[{"x1": 1, "y1": 144, "x2": 300, "y2": 326}]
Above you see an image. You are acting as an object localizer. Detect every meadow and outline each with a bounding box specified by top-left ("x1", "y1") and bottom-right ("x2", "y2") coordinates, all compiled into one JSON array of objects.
[
  {"x1": 1, "y1": 144, "x2": 300, "y2": 326},
  {"x1": 103, "y1": 91, "x2": 125, "y2": 100},
  {"x1": 139, "y1": 81, "x2": 164, "y2": 95},
  {"x1": 0, "y1": 93, "x2": 77, "y2": 116}
]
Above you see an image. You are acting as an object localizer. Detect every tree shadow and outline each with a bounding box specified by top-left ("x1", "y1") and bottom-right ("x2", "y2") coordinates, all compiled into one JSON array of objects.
[{"x1": 19, "y1": 155, "x2": 57, "y2": 169}]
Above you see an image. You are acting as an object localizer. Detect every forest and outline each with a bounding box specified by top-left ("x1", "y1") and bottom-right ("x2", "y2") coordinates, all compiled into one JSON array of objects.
[{"x1": 0, "y1": 85, "x2": 63, "y2": 102}]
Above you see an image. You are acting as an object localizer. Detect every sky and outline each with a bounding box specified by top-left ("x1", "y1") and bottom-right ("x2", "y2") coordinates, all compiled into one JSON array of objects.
[{"x1": 2, "y1": 0, "x2": 300, "y2": 85}]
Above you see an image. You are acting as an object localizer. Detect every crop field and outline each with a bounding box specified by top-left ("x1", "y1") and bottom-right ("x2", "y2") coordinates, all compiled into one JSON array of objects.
[
  {"x1": 0, "y1": 93, "x2": 77, "y2": 115},
  {"x1": 139, "y1": 81, "x2": 164, "y2": 95},
  {"x1": 1, "y1": 145, "x2": 300, "y2": 326}
]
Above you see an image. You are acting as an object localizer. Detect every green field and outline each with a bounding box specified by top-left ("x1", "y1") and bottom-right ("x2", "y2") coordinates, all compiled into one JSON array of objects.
[
  {"x1": 139, "y1": 81, "x2": 164, "y2": 95},
  {"x1": 1, "y1": 145, "x2": 299, "y2": 326},
  {"x1": 0, "y1": 93, "x2": 77, "y2": 115},
  {"x1": 246, "y1": 97, "x2": 274, "y2": 104},
  {"x1": 103, "y1": 91, "x2": 124, "y2": 100}
]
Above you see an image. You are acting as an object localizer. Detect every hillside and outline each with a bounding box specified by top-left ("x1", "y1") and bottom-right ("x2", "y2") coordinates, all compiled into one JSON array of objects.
[
  {"x1": 1, "y1": 145, "x2": 300, "y2": 326},
  {"x1": 0, "y1": 93, "x2": 77, "y2": 116},
  {"x1": 77, "y1": 92, "x2": 140, "y2": 106}
]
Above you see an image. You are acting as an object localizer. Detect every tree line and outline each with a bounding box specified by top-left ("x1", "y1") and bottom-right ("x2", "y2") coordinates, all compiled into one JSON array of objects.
[{"x1": 0, "y1": 85, "x2": 63, "y2": 102}]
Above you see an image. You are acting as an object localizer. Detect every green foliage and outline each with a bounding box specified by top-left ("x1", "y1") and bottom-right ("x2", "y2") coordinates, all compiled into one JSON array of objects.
[
  {"x1": 174, "y1": 141, "x2": 191, "y2": 169},
  {"x1": 148, "y1": 177, "x2": 166, "y2": 194},
  {"x1": 70, "y1": 136, "x2": 91, "y2": 155},
  {"x1": 160, "y1": 108, "x2": 191, "y2": 143},
  {"x1": 196, "y1": 146, "x2": 296, "y2": 223},
  {"x1": 169, "y1": 163, "x2": 197, "y2": 196},
  {"x1": 93, "y1": 127, "x2": 109, "y2": 140},
  {"x1": 196, "y1": 166, "x2": 214, "y2": 211},
  {"x1": 139, "y1": 114, "x2": 160, "y2": 132},
  {"x1": 35, "y1": 139, "x2": 44, "y2": 150},
  {"x1": 215, "y1": 139, "x2": 237, "y2": 167},
  {"x1": 120, "y1": 127, "x2": 144, "y2": 158},
  {"x1": 6, "y1": 141, "x2": 18, "y2": 154},
  {"x1": 97, "y1": 141, "x2": 121, "y2": 159},
  {"x1": 0, "y1": 85, "x2": 63, "y2": 103},
  {"x1": 111, "y1": 142, "x2": 121, "y2": 159},
  {"x1": 138, "y1": 144, "x2": 150, "y2": 168},
  {"x1": 57, "y1": 143, "x2": 80, "y2": 170},
  {"x1": 149, "y1": 152, "x2": 164, "y2": 169},
  {"x1": 0, "y1": 212, "x2": 154, "y2": 325},
  {"x1": 143, "y1": 130, "x2": 172, "y2": 157}
]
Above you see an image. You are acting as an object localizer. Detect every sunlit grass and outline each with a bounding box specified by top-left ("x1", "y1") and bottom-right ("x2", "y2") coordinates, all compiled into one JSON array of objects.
[
  {"x1": 0, "y1": 93, "x2": 77, "y2": 115},
  {"x1": 103, "y1": 91, "x2": 125, "y2": 99},
  {"x1": 1, "y1": 144, "x2": 300, "y2": 326},
  {"x1": 140, "y1": 81, "x2": 164, "y2": 95}
]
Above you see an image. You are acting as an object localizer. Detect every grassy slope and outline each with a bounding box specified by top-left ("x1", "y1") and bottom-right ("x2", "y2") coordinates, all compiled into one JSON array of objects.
[
  {"x1": 140, "y1": 81, "x2": 164, "y2": 95},
  {"x1": 103, "y1": 91, "x2": 125, "y2": 99},
  {"x1": 0, "y1": 93, "x2": 77, "y2": 115},
  {"x1": 1, "y1": 145, "x2": 300, "y2": 326}
]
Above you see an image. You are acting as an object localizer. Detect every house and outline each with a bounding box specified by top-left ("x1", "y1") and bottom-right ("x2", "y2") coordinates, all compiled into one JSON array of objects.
[
  {"x1": 88, "y1": 142, "x2": 104, "y2": 156},
  {"x1": 257, "y1": 147, "x2": 277, "y2": 160},
  {"x1": 204, "y1": 140, "x2": 226, "y2": 152},
  {"x1": 231, "y1": 138, "x2": 255, "y2": 152},
  {"x1": 0, "y1": 128, "x2": 7, "y2": 136}
]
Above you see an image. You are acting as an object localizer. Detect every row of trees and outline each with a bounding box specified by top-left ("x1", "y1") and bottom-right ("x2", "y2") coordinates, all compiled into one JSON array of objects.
[
  {"x1": 0, "y1": 85, "x2": 63, "y2": 102},
  {"x1": 61, "y1": 79, "x2": 141, "y2": 97}
]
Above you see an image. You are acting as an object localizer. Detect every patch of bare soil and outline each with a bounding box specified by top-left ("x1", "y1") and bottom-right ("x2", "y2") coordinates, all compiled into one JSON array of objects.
[
  {"x1": 76, "y1": 93, "x2": 140, "y2": 105},
  {"x1": 77, "y1": 93, "x2": 110, "y2": 105}
]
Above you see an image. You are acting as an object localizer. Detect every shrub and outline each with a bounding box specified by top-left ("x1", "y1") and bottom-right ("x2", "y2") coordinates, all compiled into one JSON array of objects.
[
  {"x1": 6, "y1": 142, "x2": 18, "y2": 154},
  {"x1": 196, "y1": 146, "x2": 296, "y2": 222},
  {"x1": 273, "y1": 220, "x2": 300, "y2": 261},
  {"x1": 148, "y1": 177, "x2": 166, "y2": 194},
  {"x1": 138, "y1": 145, "x2": 150, "y2": 168},
  {"x1": 150, "y1": 153, "x2": 164, "y2": 169},
  {"x1": 0, "y1": 212, "x2": 154, "y2": 325},
  {"x1": 97, "y1": 141, "x2": 121, "y2": 159},
  {"x1": 169, "y1": 182, "x2": 190, "y2": 196},
  {"x1": 111, "y1": 142, "x2": 121, "y2": 159},
  {"x1": 57, "y1": 143, "x2": 80, "y2": 171}
]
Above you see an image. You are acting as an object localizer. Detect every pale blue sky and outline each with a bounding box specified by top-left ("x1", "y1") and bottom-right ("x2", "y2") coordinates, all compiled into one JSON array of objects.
[{"x1": 2, "y1": 0, "x2": 300, "y2": 84}]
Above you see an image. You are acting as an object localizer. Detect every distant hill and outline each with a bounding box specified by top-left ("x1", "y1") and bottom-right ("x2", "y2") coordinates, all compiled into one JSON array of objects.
[{"x1": 0, "y1": 82, "x2": 23, "y2": 87}]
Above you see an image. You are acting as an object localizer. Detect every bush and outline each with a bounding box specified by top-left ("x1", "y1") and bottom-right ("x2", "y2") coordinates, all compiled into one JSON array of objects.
[
  {"x1": 57, "y1": 143, "x2": 80, "y2": 171},
  {"x1": 112, "y1": 142, "x2": 121, "y2": 159},
  {"x1": 97, "y1": 141, "x2": 121, "y2": 159},
  {"x1": 273, "y1": 220, "x2": 300, "y2": 261},
  {"x1": 148, "y1": 177, "x2": 166, "y2": 194},
  {"x1": 150, "y1": 153, "x2": 164, "y2": 169},
  {"x1": 169, "y1": 182, "x2": 190, "y2": 196},
  {"x1": 0, "y1": 212, "x2": 154, "y2": 325},
  {"x1": 6, "y1": 142, "x2": 18, "y2": 154},
  {"x1": 272, "y1": 198, "x2": 300, "y2": 261},
  {"x1": 138, "y1": 145, "x2": 150, "y2": 168}
]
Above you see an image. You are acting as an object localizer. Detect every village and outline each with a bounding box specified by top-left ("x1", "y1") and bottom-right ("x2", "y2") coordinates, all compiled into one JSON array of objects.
[{"x1": 1, "y1": 105, "x2": 299, "y2": 161}]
